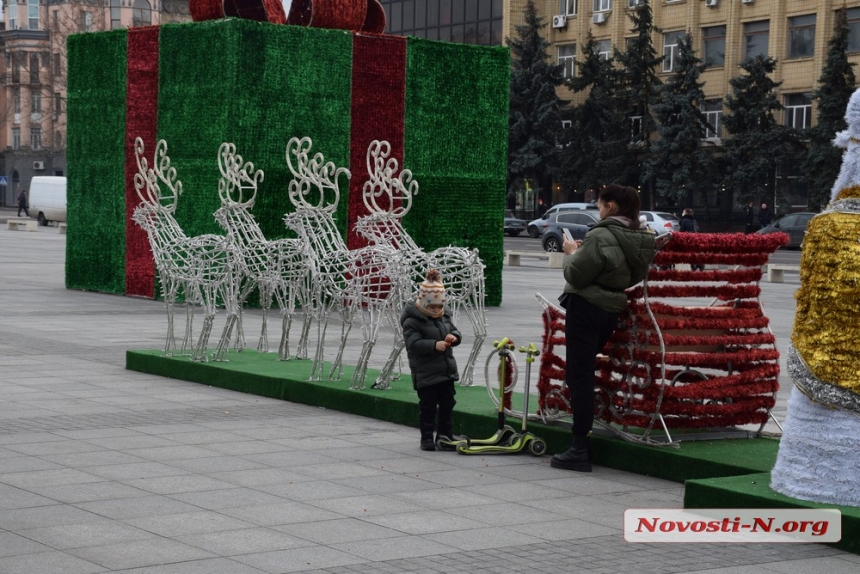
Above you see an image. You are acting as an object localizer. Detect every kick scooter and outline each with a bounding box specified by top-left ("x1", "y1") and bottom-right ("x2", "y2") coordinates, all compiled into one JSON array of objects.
[{"x1": 457, "y1": 341, "x2": 546, "y2": 456}]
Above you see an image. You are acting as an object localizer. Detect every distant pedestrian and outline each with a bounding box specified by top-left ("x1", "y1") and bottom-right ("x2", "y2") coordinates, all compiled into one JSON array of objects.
[
  {"x1": 744, "y1": 201, "x2": 756, "y2": 233},
  {"x1": 758, "y1": 203, "x2": 773, "y2": 228},
  {"x1": 17, "y1": 189, "x2": 29, "y2": 217},
  {"x1": 680, "y1": 209, "x2": 704, "y2": 271}
]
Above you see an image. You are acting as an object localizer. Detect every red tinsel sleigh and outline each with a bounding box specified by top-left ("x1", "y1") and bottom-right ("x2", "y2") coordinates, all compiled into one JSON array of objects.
[{"x1": 536, "y1": 232, "x2": 789, "y2": 446}]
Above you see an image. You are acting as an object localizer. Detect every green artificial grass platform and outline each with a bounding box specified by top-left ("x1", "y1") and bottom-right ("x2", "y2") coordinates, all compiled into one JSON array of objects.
[
  {"x1": 127, "y1": 349, "x2": 779, "y2": 482},
  {"x1": 685, "y1": 472, "x2": 860, "y2": 553}
]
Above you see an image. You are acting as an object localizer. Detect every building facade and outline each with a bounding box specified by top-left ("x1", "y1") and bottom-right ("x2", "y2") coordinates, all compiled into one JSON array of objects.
[
  {"x1": 0, "y1": 0, "x2": 189, "y2": 206},
  {"x1": 385, "y1": 0, "x2": 860, "y2": 211}
]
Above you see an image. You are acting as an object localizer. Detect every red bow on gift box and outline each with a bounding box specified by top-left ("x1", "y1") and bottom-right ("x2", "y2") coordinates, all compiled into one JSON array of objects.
[{"x1": 189, "y1": 0, "x2": 386, "y2": 34}]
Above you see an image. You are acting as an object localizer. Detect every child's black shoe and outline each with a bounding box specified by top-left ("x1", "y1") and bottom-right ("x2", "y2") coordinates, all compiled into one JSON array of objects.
[{"x1": 420, "y1": 436, "x2": 436, "y2": 451}]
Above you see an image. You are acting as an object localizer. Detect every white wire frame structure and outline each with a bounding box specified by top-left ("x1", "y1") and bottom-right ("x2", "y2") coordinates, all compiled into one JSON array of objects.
[
  {"x1": 130, "y1": 137, "x2": 241, "y2": 362},
  {"x1": 282, "y1": 136, "x2": 409, "y2": 389},
  {"x1": 354, "y1": 140, "x2": 487, "y2": 387},
  {"x1": 212, "y1": 142, "x2": 313, "y2": 360}
]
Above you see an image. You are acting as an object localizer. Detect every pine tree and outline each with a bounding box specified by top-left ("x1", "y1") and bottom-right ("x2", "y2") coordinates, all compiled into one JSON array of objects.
[
  {"x1": 644, "y1": 34, "x2": 716, "y2": 212},
  {"x1": 556, "y1": 34, "x2": 628, "y2": 194},
  {"x1": 722, "y1": 55, "x2": 803, "y2": 212},
  {"x1": 507, "y1": 0, "x2": 564, "y2": 210},
  {"x1": 615, "y1": 0, "x2": 663, "y2": 208},
  {"x1": 803, "y1": 7, "x2": 856, "y2": 210}
]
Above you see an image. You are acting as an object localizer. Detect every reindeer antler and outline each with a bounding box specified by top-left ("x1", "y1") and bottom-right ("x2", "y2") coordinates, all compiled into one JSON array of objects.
[
  {"x1": 285, "y1": 136, "x2": 350, "y2": 213},
  {"x1": 217, "y1": 143, "x2": 265, "y2": 207},
  {"x1": 132, "y1": 139, "x2": 183, "y2": 214},
  {"x1": 133, "y1": 137, "x2": 161, "y2": 208},
  {"x1": 362, "y1": 140, "x2": 417, "y2": 219}
]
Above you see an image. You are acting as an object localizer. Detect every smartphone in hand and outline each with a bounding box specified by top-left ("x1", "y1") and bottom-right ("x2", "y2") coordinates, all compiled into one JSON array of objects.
[{"x1": 562, "y1": 227, "x2": 574, "y2": 242}]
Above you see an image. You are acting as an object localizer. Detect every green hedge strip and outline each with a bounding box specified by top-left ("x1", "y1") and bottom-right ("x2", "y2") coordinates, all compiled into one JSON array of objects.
[{"x1": 66, "y1": 30, "x2": 128, "y2": 293}]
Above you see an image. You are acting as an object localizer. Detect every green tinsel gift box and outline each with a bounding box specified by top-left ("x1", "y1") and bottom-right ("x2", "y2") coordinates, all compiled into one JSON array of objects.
[{"x1": 66, "y1": 19, "x2": 509, "y2": 305}]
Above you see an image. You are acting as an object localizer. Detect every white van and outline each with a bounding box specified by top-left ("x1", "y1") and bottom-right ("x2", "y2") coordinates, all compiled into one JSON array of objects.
[{"x1": 28, "y1": 176, "x2": 67, "y2": 226}]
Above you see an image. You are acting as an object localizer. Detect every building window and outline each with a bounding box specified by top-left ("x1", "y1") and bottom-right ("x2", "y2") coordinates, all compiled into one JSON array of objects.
[
  {"x1": 28, "y1": 0, "x2": 39, "y2": 30},
  {"x1": 559, "y1": 0, "x2": 576, "y2": 16},
  {"x1": 32, "y1": 92, "x2": 42, "y2": 115},
  {"x1": 849, "y1": 8, "x2": 860, "y2": 53},
  {"x1": 12, "y1": 128, "x2": 21, "y2": 150},
  {"x1": 54, "y1": 53, "x2": 62, "y2": 77},
  {"x1": 784, "y1": 93, "x2": 812, "y2": 129},
  {"x1": 111, "y1": 0, "x2": 122, "y2": 29},
  {"x1": 9, "y1": 6, "x2": 17, "y2": 30},
  {"x1": 702, "y1": 25, "x2": 726, "y2": 68},
  {"x1": 787, "y1": 14, "x2": 816, "y2": 59},
  {"x1": 54, "y1": 93, "x2": 62, "y2": 115},
  {"x1": 630, "y1": 115, "x2": 643, "y2": 143},
  {"x1": 703, "y1": 99, "x2": 722, "y2": 139},
  {"x1": 381, "y1": 0, "x2": 502, "y2": 45},
  {"x1": 133, "y1": 0, "x2": 153, "y2": 27},
  {"x1": 594, "y1": 39, "x2": 611, "y2": 60},
  {"x1": 31, "y1": 127, "x2": 42, "y2": 150},
  {"x1": 593, "y1": 0, "x2": 611, "y2": 12},
  {"x1": 13, "y1": 89, "x2": 21, "y2": 114},
  {"x1": 662, "y1": 31, "x2": 685, "y2": 72},
  {"x1": 743, "y1": 20, "x2": 769, "y2": 60},
  {"x1": 79, "y1": 11, "x2": 94, "y2": 32},
  {"x1": 29, "y1": 54, "x2": 40, "y2": 84},
  {"x1": 558, "y1": 44, "x2": 576, "y2": 79},
  {"x1": 627, "y1": 0, "x2": 641, "y2": 7}
]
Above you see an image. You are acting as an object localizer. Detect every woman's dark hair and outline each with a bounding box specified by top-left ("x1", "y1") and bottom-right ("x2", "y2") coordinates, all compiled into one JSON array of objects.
[{"x1": 599, "y1": 185, "x2": 641, "y2": 229}]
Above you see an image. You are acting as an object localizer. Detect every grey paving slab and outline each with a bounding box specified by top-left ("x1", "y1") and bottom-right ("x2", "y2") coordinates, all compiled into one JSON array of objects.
[
  {"x1": 0, "y1": 221, "x2": 854, "y2": 573},
  {"x1": 66, "y1": 539, "x2": 215, "y2": 571}
]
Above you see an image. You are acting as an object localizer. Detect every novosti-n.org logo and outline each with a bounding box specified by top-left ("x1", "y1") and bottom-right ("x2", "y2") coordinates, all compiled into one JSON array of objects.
[{"x1": 624, "y1": 509, "x2": 841, "y2": 543}]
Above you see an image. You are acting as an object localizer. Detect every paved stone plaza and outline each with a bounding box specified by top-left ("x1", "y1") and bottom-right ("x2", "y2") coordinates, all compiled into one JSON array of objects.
[{"x1": 0, "y1": 215, "x2": 857, "y2": 573}]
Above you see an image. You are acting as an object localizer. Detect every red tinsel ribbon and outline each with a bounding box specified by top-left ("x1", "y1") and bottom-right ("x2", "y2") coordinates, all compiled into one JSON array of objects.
[
  {"x1": 347, "y1": 33, "x2": 406, "y2": 250},
  {"x1": 124, "y1": 26, "x2": 159, "y2": 298}
]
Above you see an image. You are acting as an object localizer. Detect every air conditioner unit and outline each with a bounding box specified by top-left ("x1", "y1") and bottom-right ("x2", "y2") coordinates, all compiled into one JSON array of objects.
[
  {"x1": 705, "y1": 0, "x2": 719, "y2": 7},
  {"x1": 33, "y1": 161, "x2": 44, "y2": 170},
  {"x1": 552, "y1": 15, "x2": 567, "y2": 29},
  {"x1": 741, "y1": 0, "x2": 754, "y2": 4},
  {"x1": 592, "y1": 12, "x2": 607, "y2": 25}
]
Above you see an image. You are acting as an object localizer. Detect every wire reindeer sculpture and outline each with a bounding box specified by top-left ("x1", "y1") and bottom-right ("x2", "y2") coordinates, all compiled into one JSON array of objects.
[
  {"x1": 354, "y1": 140, "x2": 487, "y2": 387},
  {"x1": 131, "y1": 137, "x2": 241, "y2": 362},
  {"x1": 212, "y1": 143, "x2": 313, "y2": 360},
  {"x1": 282, "y1": 136, "x2": 408, "y2": 388}
]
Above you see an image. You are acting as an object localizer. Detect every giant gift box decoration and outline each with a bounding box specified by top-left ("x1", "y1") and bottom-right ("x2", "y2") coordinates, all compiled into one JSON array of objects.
[{"x1": 65, "y1": 20, "x2": 509, "y2": 307}]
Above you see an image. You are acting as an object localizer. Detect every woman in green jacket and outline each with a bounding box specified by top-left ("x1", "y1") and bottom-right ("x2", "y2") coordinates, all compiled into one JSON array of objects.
[{"x1": 551, "y1": 185, "x2": 657, "y2": 472}]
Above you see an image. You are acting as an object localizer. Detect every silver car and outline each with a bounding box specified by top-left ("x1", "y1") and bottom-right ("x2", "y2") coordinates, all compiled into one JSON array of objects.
[{"x1": 640, "y1": 211, "x2": 680, "y2": 235}]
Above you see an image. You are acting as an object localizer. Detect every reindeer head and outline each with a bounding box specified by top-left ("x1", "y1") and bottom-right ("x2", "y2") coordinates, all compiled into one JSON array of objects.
[
  {"x1": 133, "y1": 137, "x2": 183, "y2": 216},
  {"x1": 217, "y1": 143, "x2": 264, "y2": 209},
  {"x1": 285, "y1": 136, "x2": 350, "y2": 214},
  {"x1": 362, "y1": 140, "x2": 417, "y2": 219}
]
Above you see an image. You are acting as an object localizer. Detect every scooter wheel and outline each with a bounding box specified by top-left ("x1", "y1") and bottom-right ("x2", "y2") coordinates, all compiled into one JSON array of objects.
[{"x1": 529, "y1": 439, "x2": 547, "y2": 456}]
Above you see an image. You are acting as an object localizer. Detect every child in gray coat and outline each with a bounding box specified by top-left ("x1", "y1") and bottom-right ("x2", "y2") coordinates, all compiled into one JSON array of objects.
[{"x1": 401, "y1": 269, "x2": 467, "y2": 451}]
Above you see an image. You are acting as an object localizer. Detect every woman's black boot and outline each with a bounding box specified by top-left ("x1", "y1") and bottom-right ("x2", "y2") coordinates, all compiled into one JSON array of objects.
[{"x1": 550, "y1": 435, "x2": 592, "y2": 472}]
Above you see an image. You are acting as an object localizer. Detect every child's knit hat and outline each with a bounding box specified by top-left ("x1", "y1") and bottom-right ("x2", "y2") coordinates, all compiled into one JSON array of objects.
[{"x1": 415, "y1": 269, "x2": 446, "y2": 318}]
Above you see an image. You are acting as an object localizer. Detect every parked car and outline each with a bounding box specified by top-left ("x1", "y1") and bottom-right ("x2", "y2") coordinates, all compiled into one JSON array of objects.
[
  {"x1": 541, "y1": 211, "x2": 600, "y2": 252},
  {"x1": 640, "y1": 211, "x2": 680, "y2": 235},
  {"x1": 756, "y1": 212, "x2": 815, "y2": 249},
  {"x1": 504, "y1": 210, "x2": 527, "y2": 236},
  {"x1": 527, "y1": 202, "x2": 596, "y2": 237}
]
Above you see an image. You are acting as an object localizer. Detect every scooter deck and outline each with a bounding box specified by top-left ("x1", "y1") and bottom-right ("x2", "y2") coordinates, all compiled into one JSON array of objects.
[{"x1": 463, "y1": 425, "x2": 518, "y2": 447}]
